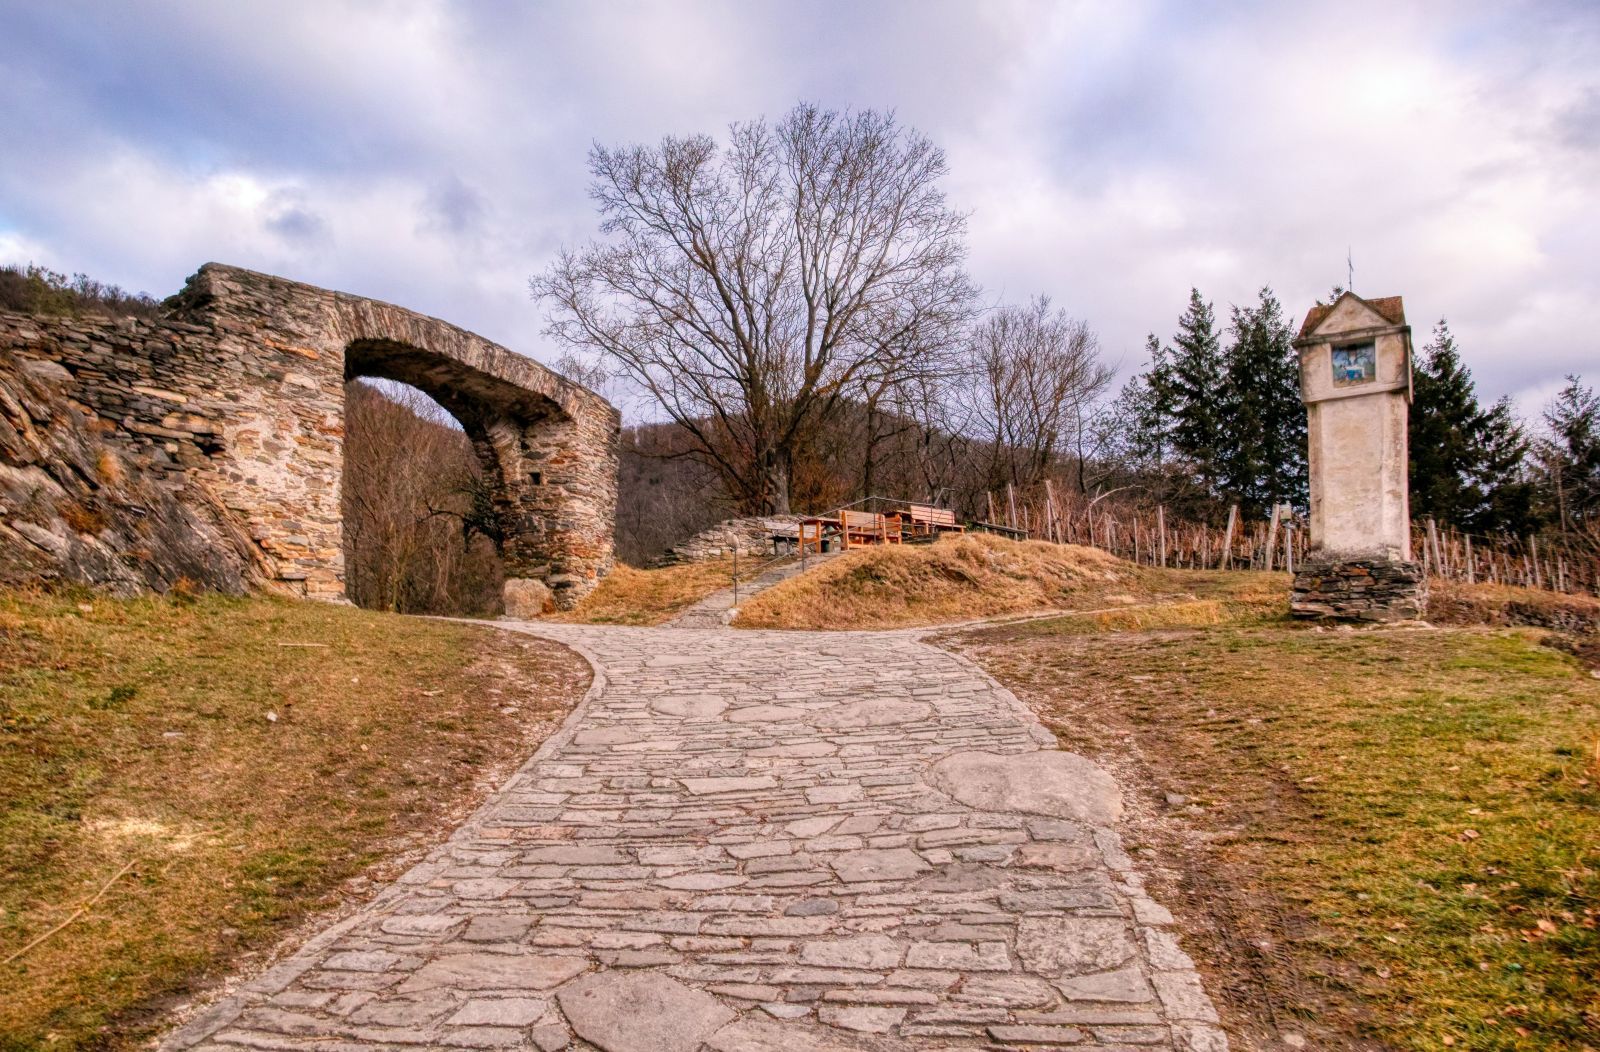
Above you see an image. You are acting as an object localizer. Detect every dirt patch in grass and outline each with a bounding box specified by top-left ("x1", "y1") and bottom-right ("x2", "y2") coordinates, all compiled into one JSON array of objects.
[
  {"x1": 950, "y1": 618, "x2": 1599, "y2": 1051},
  {"x1": 733, "y1": 533, "x2": 1285, "y2": 631},
  {"x1": 0, "y1": 589, "x2": 588, "y2": 1051},
  {"x1": 544, "y1": 558, "x2": 741, "y2": 626}
]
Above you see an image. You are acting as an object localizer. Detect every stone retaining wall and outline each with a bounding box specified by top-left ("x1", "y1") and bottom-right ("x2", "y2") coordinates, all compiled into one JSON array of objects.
[{"x1": 655, "y1": 516, "x2": 802, "y2": 565}]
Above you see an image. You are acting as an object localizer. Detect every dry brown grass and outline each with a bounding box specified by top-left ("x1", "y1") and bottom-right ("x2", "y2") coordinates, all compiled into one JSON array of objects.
[
  {"x1": 54, "y1": 499, "x2": 107, "y2": 536},
  {"x1": 0, "y1": 590, "x2": 588, "y2": 1050},
  {"x1": 1427, "y1": 578, "x2": 1600, "y2": 634},
  {"x1": 544, "y1": 558, "x2": 741, "y2": 626},
  {"x1": 732, "y1": 533, "x2": 1286, "y2": 631}
]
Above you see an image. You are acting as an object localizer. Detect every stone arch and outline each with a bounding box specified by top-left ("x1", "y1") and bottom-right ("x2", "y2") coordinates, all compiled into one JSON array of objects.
[{"x1": 159, "y1": 263, "x2": 619, "y2": 611}]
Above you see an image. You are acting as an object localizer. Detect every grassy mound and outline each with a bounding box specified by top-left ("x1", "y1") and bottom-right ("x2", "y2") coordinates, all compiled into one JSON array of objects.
[
  {"x1": 1427, "y1": 578, "x2": 1600, "y2": 634},
  {"x1": 544, "y1": 557, "x2": 744, "y2": 626},
  {"x1": 732, "y1": 533, "x2": 1196, "y2": 630}
]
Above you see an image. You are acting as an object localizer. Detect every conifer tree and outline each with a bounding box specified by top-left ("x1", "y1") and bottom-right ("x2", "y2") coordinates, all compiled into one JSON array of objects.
[
  {"x1": 1539, "y1": 375, "x2": 1600, "y2": 530},
  {"x1": 1476, "y1": 396, "x2": 1538, "y2": 534},
  {"x1": 1220, "y1": 287, "x2": 1306, "y2": 514},
  {"x1": 1107, "y1": 334, "x2": 1213, "y2": 511},
  {"x1": 1116, "y1": 334, "x2": 1173, "y2": 466},
  {"x1": 1164, "y1": 289, "x2": 1226, "y2": 492},
  {"x1": 1408, "y1": 320, "x2": 1533, "y2": 533}
]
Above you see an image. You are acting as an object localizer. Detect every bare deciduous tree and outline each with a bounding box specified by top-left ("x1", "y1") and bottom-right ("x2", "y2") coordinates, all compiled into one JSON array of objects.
[
  {"x1": 966, "y1": 297, "x2": 1113, "y2": 494},
  {"x1": 532, "y1": 103, "x2": 974, "y2": 515},
  {"x1": 342, "y1": 381, "x2": 504, "y2": 614}
]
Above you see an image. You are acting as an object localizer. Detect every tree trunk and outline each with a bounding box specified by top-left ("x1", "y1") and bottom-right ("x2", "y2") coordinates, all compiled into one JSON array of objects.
[
  {"x1": 754, "y1": 446, "x2": 792, "y2": 515},
  {"x1": 862, "y1": 391, "x2": 881, "y2": 501}
]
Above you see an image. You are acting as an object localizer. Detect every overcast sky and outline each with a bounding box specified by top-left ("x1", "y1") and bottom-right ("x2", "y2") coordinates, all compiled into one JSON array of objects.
[{"x1": 3, "y1": 1, "x2": 1596, "y2": 420}]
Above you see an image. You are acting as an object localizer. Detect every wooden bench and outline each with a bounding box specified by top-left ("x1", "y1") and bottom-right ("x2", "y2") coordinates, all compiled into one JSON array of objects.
[
  {"x1": 838, "y1": 510, "x2": 901, "y2": 550},
  {"x1": 901, "y1": 503, "x2": 964, "y2": 538}
]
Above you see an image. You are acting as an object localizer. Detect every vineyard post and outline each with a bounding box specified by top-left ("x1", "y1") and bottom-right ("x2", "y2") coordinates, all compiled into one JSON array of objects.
[{"x1": 1264, "y1": 504, "x2": 1283, "y2": 572}]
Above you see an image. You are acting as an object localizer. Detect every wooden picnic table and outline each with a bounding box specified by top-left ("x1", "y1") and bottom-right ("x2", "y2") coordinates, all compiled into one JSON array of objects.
[
  {"x1": 796, "y1": 515, "x2": 840, "y2": 556},
  {"x1": 796, "y1": 511, "x2": 905, "y2": 554}
]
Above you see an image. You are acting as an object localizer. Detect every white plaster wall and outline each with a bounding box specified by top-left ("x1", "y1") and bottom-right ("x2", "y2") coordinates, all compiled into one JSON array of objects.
[
  {"x1": 1300, "y1": 297, "x2": 1412, "y2": 560},
  {"x1": 1308, "y1": 393, "x2": 1410, "y2": 556}
]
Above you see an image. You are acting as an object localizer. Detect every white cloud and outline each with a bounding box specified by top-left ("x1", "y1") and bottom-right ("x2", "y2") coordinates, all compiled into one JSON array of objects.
[{"x1": 0, "y1": 0, "x2": 1595, "y2": 418}]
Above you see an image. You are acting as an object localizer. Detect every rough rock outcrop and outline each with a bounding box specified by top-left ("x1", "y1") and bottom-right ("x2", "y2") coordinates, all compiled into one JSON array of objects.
[{"x1": 0, "y1": 345, "x2": 260, "y2": 594}]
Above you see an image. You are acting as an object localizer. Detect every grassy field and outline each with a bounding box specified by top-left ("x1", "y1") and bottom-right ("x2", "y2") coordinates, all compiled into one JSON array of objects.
[
  {"x1": 544, "y1": 557, "x2": 745, "y2": 626},
  {"x1": 733, "y1": 532, "x2": 1286, "y2": 630},
  {"x1": 0, "y1": 589, "x2": 588, "y2": 1051},
  {"x1": 953, "y1": 611, "x2": 1600, "y2": 1051}
]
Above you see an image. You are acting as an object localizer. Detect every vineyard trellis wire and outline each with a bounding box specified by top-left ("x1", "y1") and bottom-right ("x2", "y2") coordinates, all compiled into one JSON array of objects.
[{"x1": 976, "y1": 481, "x2": 1599, "y2": 597}]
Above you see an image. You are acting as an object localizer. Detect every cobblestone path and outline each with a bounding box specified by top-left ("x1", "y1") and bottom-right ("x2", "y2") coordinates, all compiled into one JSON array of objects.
[
  {"x1": 666, "y1": 553, "x2": 836, "y2": 629},
  {"x1": 167, "y1": 624, "x2": 1226, "y2": 1052}
]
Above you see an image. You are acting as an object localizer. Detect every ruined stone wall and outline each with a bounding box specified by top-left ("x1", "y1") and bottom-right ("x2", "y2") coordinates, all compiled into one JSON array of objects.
[
  {"x1": 654, "y1": 516, "x2": 802, "y2": 565},
  {"x1": 0, "y1": 263, "x2": 620, "y2": 609}
]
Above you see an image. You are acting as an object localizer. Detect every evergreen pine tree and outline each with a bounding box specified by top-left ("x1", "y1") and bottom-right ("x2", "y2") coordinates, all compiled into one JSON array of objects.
[
  {"x1": 1408, "y1": 320, "x2": 1533, "y2": 533},
  {"x1": 1539, "y1": 375, "x2": 1600, "y2": 529},
  {"x1": 1164, "y1": 289, "x2": 1227, "y2": 493},
  {"x1": 1410, "y1": 321, "x2": 1484, "y2": 525},
  {"x1": 1118, "y1": 334, "x2": 1173, "y2": 466},
  {"x1": 1474, "y1": 397, "x2": 1537, "y2": 534},
  {"x1": 1108, "y1": 334, "x2": 1211, "y2": 511},
  {"x1": 1220, "y1": 287, "x2": 1306, "y2": 514}
]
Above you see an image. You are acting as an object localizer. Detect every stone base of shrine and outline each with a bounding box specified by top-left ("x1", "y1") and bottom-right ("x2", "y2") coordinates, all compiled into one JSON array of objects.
[{"x1": 1290, "y1": 553, "x2": 1427, "y2": 622}]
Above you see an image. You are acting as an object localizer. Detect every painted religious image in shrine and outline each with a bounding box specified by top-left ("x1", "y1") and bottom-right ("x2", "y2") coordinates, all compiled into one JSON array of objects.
[{"x1": 1331, "y1": 341, "x2": 1376, "y2": 386}]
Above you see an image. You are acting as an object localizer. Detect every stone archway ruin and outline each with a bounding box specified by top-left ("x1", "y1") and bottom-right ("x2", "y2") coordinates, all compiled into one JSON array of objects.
[{"x1": 2, "y1": 263, "x2": 619, "y2": 611}]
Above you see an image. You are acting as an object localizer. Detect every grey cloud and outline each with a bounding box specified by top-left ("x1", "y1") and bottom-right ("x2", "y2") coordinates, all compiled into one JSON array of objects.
[
  {"x1": 0, "y1": 0, "x2": 1596, "y2": 413},
  {"x1": 1555, "y1": 87, "x2": 1600, "y2": 150},
  {"x1": 421, "y1": 177, "x2": 487, "y2": 237},
  {"x1": 264, "y1": 192, "x2": 328, "y2": 244}
]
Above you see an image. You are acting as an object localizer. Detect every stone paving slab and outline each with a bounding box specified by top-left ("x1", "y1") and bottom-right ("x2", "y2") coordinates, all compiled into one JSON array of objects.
[
  {"x1": 163, "y1": 623, "x2": 1227, "y2": 1051},
  {"x1": 665, "y1": 553, "x2": 838, "y2": 629}
]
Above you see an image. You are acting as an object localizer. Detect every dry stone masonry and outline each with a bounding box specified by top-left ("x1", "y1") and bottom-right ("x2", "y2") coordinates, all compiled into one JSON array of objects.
[
  {"x1": 0, "y1": 264, "x2": 619, "y2": 610},
  {"x1": 163, "y1": 622, "x2": 1227, "y2": 1051},
  {"x1": 656, "y1": 517, "x2": 803, "y2": 565},
  {"x1": 0, "y1": 342, "x2": 259, "y2": 593}
]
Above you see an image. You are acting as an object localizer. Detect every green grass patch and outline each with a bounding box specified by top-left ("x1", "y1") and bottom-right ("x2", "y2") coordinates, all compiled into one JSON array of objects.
[{"x1": 960, "y1": 621, "x2": 1599, "y2": 1050}]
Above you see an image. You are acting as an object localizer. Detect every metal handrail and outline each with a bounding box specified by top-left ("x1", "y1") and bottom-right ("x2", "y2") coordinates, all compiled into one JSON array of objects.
[{"x1": 729, "y1": 548, "x2": 803, "y2": 605}]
